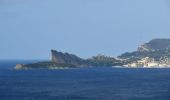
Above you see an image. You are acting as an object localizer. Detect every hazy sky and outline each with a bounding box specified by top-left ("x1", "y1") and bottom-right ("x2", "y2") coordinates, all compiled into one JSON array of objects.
[{"x1": 0, "y1": 0, "x2": 170, "y2": 59}]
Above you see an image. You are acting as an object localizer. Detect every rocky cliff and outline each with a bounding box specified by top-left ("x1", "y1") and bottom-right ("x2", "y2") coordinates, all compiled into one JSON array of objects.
[
  {"x1": 15, "y1": 50, "x2": 120, "y2": 69},
  {"x1": 15, "y1": 38, "x2": 170, "y2": 69},
  {"x1": 51, "y1": 50, "x2": 120, "y2": 67},
  {"x1": 51, "y1": 50, "x2": 85, "y2": 66}
]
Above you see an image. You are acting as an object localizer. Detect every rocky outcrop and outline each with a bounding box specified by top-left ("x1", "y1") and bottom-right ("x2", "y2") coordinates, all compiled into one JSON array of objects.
[
  {"x1": 15, "y1": 64, "x2": 25, "y2": 70},
  {"x1": 87, "y1": 54, "x2": 121, "y2": 66},
  {"x1": 137, "y1": 44, "x2": 154, "y2": 52},
  {"x1": 14, "y1": 38, "x2": 170, "y2": 69},
  {"x1": 15, "y1": 62, "x2": 77, "y2": 70},
  {"x1": 51, "y1": 50, "x2": 121, "y2": 67},
  {"x1": 15, "y1": 50, "x2": 120, "y2": 69},
  {"x1": 51, "y1": 50, "x2": 85, "y2": 66}
]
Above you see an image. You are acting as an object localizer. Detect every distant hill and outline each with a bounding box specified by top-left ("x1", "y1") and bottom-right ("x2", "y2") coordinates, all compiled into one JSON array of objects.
[
  {"x1": 119, "y1": 39, "x2": 170, "y2": 60},
  {"x1": 119, "y1": 39, "x2": 170, "y2": 67},
  {"x1": 137, "y1": 39, "x2": 170, "y2": 52}
]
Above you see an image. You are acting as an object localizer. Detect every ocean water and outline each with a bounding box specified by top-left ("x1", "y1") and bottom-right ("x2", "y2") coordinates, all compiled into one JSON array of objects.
[{"x1": 0, "y1": 61, "x2": 170, "y2": 100}]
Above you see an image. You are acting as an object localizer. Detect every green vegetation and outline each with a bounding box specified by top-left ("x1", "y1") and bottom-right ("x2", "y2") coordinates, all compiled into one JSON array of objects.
[
  {"x1": 87, "y1": 55, "x2": 122, "y2": 66},
  {"x1": 21, "y1": 61, "x2": 77, "y2": 69}
]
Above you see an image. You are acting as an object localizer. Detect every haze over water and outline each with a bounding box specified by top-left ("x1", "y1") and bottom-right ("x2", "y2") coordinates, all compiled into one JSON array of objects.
[{"x1": 1, "y1": 0, "x2": 170, "y2": 59}]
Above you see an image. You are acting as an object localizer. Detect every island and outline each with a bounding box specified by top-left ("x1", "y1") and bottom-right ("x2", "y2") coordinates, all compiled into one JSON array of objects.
[{"x1": 15, "y1": 39, "x2": 170, "y2": 69}]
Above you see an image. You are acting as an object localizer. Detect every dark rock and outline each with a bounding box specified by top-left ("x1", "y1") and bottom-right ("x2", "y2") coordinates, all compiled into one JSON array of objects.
[{"x1": 51, "y1": 49, "x2": 85, "y2": 66}]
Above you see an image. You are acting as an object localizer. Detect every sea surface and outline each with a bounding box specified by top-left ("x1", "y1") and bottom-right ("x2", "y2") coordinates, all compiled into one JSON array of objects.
[{"x1": 0, "y1": 60, "x2": 170, "y2": 100}]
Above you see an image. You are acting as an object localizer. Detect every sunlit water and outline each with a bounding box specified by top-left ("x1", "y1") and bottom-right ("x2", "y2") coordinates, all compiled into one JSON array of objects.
[{"x1": 0, "y1": 61, "x2": 170, "y2": 100}]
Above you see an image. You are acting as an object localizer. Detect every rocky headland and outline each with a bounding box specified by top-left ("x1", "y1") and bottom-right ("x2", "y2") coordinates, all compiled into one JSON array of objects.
[{"x1": 15, "y1": 39, "x2": 170, "y2": 69}]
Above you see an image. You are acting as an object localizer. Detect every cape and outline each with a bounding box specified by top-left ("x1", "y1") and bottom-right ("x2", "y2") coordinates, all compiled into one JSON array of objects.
[{"x1": 15, "y1": 39, "x2": 170, "y2": 69}]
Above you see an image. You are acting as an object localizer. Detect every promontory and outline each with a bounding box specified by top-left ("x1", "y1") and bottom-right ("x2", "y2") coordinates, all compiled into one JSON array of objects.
[{"x1": 15, "y1": 39, "x2": 170, "y2": 69}]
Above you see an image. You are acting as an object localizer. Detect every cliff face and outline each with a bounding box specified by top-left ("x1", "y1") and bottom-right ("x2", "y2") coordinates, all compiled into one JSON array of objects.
[
  {"x1": 51, "y1": 50, "x2": 122, "y2": 67},
  {"x1": 51, "y1": 50, "x2": 85, "y2": 66}
]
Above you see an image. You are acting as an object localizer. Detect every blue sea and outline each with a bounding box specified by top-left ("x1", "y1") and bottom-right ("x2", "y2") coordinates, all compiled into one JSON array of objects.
[{"x1": 0, "y1": 60, "x2": 170, "y2": 100}]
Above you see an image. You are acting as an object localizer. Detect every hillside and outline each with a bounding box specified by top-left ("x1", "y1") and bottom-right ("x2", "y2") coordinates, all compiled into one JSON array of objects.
[
  {"x1": 138, "y1": 39, "x2": 170, "y2": 52},
  {"x1": 119, "y1": 39, "x2": 170, "y2": 67}
]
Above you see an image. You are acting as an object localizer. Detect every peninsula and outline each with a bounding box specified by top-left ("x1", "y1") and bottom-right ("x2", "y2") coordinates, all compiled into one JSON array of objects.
[{"x1": 15, "y1": 39, "x2": 170, "y2": 69}]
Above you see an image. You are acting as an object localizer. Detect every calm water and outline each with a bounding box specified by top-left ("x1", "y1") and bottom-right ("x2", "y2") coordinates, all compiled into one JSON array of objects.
[{"x1": 0, "y1": 61, "x2": 170, "y2": 100}]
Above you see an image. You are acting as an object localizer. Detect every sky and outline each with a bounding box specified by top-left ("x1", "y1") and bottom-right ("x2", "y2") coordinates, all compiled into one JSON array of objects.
[{"x1": 0, "y1": 0, "x2": 170, "y2": 60}]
